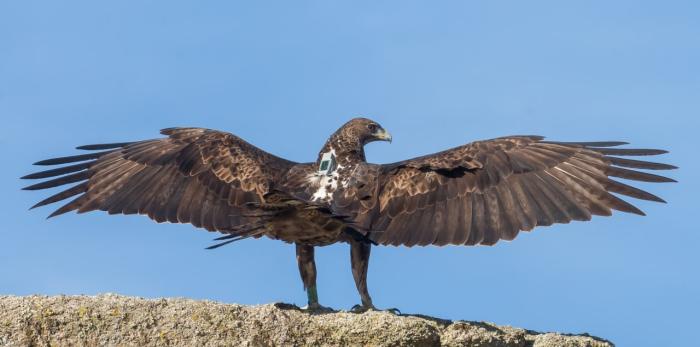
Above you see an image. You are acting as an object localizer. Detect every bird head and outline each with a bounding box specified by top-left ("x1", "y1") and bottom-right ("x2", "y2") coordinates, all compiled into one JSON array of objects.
[{"x1": 340, "y1": 117, "x2": 392, "y2": 146}]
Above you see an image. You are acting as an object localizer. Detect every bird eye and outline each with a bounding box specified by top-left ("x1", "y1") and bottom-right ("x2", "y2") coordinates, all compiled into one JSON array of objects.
[{"x1": 367, "y1": 124, "x2": 378, "y2": 132}]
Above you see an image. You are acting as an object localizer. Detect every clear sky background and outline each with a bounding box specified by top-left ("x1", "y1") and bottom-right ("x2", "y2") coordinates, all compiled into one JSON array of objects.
[{"x1": 0, "y1": 1, "x2": 697, "y2": 346}]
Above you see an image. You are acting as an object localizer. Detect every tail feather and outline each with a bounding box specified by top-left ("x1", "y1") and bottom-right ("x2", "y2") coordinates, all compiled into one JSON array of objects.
[{"x1": 206, "y1": 224, "x2": 267, "y2": 249}]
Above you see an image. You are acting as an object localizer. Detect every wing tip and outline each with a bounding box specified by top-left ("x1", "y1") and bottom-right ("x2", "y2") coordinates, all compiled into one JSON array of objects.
[
  {"x1": 46, "y1": 211, "x2": 63, "y2": 219},
  {"x1": 205, "y1": 239, "x2": 235, "y2": 250},
  {"x1": 75, "y1": 142, "x2": 132, "y2": 151},
  {"x1": 586, "y1": 141, "x2": 630, "y2": 147},
  {"x1": 599, "y1": 148, "x2": 670, "y2": 156},
  {"x1": 650, "y1": 175, "x2": 678, "y2": 183},
  {"x1": 32, "y1": 150, "x2": 113, "y2": 166},
  {"x1": 160, "y1": 128, "x2": 179, "y2": 135},
  {"x1": 652, "y1": 149, "x2": 669, "y2": 155},
  {"x1": 22, "y1": 183, "x2": 46, "y2": 191},
  {"x1": 642, "y1": 193, "x2": 667, "y2": 204},
  {"x1": 46, "y1": 206, "x2": 74, "y2": 219},
  {"x1": 544, "y1": 140, "x2": 630, "y2": 147},
  {"x1": 33, "y1": 158, "x2": 57, "y2": 166}
]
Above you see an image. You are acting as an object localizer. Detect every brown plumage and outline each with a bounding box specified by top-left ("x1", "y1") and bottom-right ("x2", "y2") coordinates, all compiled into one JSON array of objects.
[{"x1": 23, "y1": 118, "x2": 676, "y2": 311}]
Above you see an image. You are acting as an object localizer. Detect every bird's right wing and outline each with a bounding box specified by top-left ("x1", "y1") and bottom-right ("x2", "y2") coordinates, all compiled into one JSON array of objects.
[
  {"x1": 369, "y1": 136, "x2": 676, "y2": 247},
  {"x1": 23, "y1": 128, "x2": 298, "y2": 233}
]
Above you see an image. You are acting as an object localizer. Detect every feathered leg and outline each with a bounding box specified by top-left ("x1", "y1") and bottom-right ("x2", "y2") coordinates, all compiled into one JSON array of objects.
[
  {"x1": 350, "y1": 240, "x2": 400, "y2": 314},
  {"x1": 296, "y1": 243, "x2": 332, "y2": 311},
  {"x1": 350, "y1": 239, "x2": 374, "y2": 310}
]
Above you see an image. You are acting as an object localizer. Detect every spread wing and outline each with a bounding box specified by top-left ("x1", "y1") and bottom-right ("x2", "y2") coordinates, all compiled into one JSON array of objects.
[
  {"x1": 22, "y1": 128, "x2": 298, "y2": 233},
  {"x1": 369, "y1": 136, "x2": 677, "y2": 247}
]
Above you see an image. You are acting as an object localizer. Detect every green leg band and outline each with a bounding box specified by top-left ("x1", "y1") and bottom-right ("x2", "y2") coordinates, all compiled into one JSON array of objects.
[{"x1": 307, "y1": 285, "x2": 318, "y2": 305}]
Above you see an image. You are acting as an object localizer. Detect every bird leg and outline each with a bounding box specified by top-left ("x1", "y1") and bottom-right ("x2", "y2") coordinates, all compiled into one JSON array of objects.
[
  {"x1": 349, "y1": 239, "x2": 401, "y2": 314},
  {"x1": 295, "y1": 243, "x2": 332, "y2": 312},
  {"x1": 349, "y1": 239, "x2": 375, "y2": 311}
]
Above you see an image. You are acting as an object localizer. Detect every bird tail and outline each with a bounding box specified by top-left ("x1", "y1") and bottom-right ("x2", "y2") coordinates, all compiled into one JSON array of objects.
[{"x1": 205, "y1": 220, "x2": 268, "y2": 249}]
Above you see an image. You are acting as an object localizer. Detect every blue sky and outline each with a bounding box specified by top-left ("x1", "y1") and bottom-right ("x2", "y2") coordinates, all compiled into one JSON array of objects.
[{"x1": 1, "y1": 1, "x2": 697, "y2": 346}]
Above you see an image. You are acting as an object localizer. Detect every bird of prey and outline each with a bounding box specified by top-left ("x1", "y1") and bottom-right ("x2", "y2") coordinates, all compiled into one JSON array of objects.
[{"x1": 23, "y1": 118, "x2": 676, "y2": 311}]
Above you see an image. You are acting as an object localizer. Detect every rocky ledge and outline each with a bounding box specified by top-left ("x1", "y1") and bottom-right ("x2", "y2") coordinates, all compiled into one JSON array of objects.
[{"x1": 0, "y1": 294, "x2": 612, "y2": 346}]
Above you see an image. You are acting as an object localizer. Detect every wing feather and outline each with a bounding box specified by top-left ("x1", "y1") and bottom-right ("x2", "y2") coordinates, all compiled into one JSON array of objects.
[
  {"x1": 21, "y1": 162, "x2": 91, "y2": 180},
  {"x1": 466, "y1": 194, "x2": 485, "y2": 245},
  {"x1": 104, "y1": 165, "x2": 162, "y2": 214},
  {"x1": 22, "y1": 171, "x2": 90, "y2": 191},
  {"x1": 507, "y1": 175, "x2": 537, "y2": 231},
  {"x1": 519, "y1": 175, "x2": 555, "y2": 226},
  {"x1": 455, "y1": 195, "x2": 473, "y2": 245},
  {"x1": 481, "y1": 191, "x2": 502, "y2": 245},
  {"x1": 606, "y1": 156, "x2": 677, "y2": 170},
  {"x1": 541, "y1": 169, "x2": 591, "y2": 221},
  {"x1": 493, "y1": 184, "x2": 519, "y2": 241},
  {"x1": 30, "y1": 183, "x2": 88, "y2": 210}
]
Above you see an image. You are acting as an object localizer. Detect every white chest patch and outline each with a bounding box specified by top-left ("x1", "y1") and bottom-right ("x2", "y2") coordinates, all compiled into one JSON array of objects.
[{"x1": 308, "y1": 148, "x2": 345, "y2": 202}]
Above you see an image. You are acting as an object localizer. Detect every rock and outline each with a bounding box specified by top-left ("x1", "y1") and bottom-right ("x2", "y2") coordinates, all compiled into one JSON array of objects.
[{"x1": 0, "y1": 294, "x2": 613, "y2": 346}]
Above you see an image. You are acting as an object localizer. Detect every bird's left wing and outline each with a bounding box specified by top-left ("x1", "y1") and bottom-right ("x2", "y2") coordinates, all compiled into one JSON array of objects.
[
  {"x1": 22, "y1": 128, "x2": 298, "y2": 233},
  {"x1": 369, "y1": 136, "x2": 676, "y2": 247}
]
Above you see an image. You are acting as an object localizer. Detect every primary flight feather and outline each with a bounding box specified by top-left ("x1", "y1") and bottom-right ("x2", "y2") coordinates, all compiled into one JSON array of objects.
[{"x1": 23, "y1": 118, "x2": 676, "y2": 311}]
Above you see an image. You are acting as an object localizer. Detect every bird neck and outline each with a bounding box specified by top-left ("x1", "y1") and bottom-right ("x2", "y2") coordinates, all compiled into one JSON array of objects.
[{"x1": 317, "y1": 135, "x2": 366, "y2": 168}]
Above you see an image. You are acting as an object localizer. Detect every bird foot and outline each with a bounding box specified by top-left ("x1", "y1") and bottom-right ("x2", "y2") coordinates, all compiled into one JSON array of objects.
[
  {"x1": 350, "y1": 304, "x2": 401, "y2": 315},
  {"x1": 384, "y1": 307, "x2": 402, "y2": 315},
  {"x1": 302, "y1": 302, "x2": 336, "y2": 313}
]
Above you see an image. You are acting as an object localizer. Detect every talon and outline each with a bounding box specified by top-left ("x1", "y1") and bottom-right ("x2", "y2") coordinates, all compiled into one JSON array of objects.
[
  {"x1": 303, "y1": 302, "x2": 335, "y2": 313},
  {"x1": 385, "y1": 307, "x2": 401, "y2": 315},
  {"x1": 273, "y1": 302, "x2": 300, "y2": 310},
  {"x1": 350, "y1": 304, "x2": 400, "y2": 314},
  {"x1": 350, "y1": 303, "x2": 376, "y2": 313},
  {"x1": 350, "y1": 304, "x2": 365, "y2": 313}
]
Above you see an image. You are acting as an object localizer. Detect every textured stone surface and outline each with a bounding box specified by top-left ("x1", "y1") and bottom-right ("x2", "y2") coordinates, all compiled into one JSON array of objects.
[{"x1": 0, "y1": 294, "x2": 613, "y2": 346}]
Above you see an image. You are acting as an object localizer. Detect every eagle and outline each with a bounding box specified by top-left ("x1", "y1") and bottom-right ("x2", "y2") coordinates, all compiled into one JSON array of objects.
[{"x1": 22, "y1": 118, "x2": 676, "y2": 312}]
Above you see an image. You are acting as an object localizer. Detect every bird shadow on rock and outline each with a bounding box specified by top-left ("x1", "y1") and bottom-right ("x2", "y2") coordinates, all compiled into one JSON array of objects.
[
  {"x1": 394, "y1": 312, "x2": 453, "y2": 326},
  {"x1": 406, "y1": 313, "x2": 616, "y2": 347},
  {"x1": 272, "y1": 301, "x2": 612, "y2": 346}
]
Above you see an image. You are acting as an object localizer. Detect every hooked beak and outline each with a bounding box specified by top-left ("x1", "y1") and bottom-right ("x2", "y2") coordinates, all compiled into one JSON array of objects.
[{"x1": 375, "y1": 128, "x2": 392, "y2": 143}]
